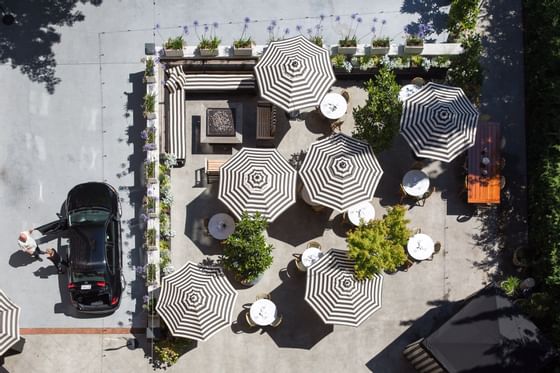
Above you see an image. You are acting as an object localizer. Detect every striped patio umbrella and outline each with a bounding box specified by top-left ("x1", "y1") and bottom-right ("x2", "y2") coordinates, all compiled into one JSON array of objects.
[
  {"x1": 0, "y1": 289, "x2": 21, "y2": 355},
  {"x1": 219, "y1": 148, "x2": 297, "y2": 222},
  {"x1": 400, "y1": 82, "x2": 479, "y2": 162},
  {"x1": 254, "y1": 35, "x2": 336, "y2": 112},
  {"x1": 299, "y1": 133, "x2": 383, "y2": 212},
  {"x1": 305, "y1": 249, "x2": 383, "y2": 327},
  {"x1": 156, "y1": 262, "x2": 238, "y2": 342}
]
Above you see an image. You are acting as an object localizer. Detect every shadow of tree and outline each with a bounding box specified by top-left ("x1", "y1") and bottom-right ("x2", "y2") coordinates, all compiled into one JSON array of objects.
[
  {"x1": 0, "y1": 0, "x2": 103, "y2": 93},
  {"x1": 400, "y1": 0, "x2": 451, "y2": 35}
]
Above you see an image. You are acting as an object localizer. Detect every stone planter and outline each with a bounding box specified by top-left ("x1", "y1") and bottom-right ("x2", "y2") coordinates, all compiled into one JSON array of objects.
[
  {"x1": 404, "y1": 44, "x2": 424, "y2": 54},
  {"x1": 369, "y1": 46, "x2": 390, "y2": 55},
  {"x1": 337, "y1": 46, "x2": 357, "y2": 55},
  {"x1": 164, "y1": 49, "x2": 183, "y2": 57},
  {"x1": 199, "y1": 48, "x2": 219, "y2": 57},
  {"x1": 238, "y1": 273, "x2": 263, "y2": 287},
  {"x1": 143, "y1": 75, "x2": 156, "y2": 84},
  {"x1": 144, "y1": 112, "x2": 156, "y2": 120},
  {"x1": 233, "y1": 46, "x2": 253, "y2": 56}
]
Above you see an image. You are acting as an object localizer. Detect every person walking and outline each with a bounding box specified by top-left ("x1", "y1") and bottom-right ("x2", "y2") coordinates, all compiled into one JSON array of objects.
[
  {"x1": 46, "y1": 248, "x2": 65, "y2": 274},
  {"x1": 17, "y1": 228, "x2": 43, "y2": 260}
]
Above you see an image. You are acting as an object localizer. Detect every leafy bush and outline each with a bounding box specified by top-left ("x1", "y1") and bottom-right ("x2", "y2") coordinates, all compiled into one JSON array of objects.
[
  {"x1": 198, "y1": 36, "x2": 220, "y2": 50},
  {"x1": 309, "y1": 36, "x2": 323, "y2": 47},
  {"x1": 154, "y1": 338, "x2": 194, "y2": 367},
  {"x1": 446, "y1": 34, "x2": 483, "y2": 106},
  {"x1": 143, "y1": 93, "x2": 156, "y2": 114},
  {"x1": 145, "y1": 161, "x2": 155, "y2": 178},
  {"x1": 222, "y1": 212, "x2": 273, "y2": 282},
  {"x1": 447, "y1": 0, "x2": 480, "y2": 38},
  {"x1": 347, "y1": 205, "x2": 411, "y2": 279},
  {"x1": 410, "y1": 55, "x2": 424, "y2": 66},
  {"x1": 146, "y1": 263, "x2": 157, "y2": 283},
  {"x1": 352, "y1": 67, "x2": 402, "y2": 152},
  {"x1": 146, "y1": 228, "x2": 156, "y2": 246},
  {"x1": 164, "y1": 36, "x2": 184, "y2": 50},
  {"x1": 331, "y1": 54, "x2": 347, "y2": 68},
  {"x1": 371, "y1": 37, "x2": 390, "y2": 47},
  {"x1": 145, "y1": 58, "x2": 154, "y2": 77},
  {"x1": 500, "y1": 276, "x2": 520, "y2": 296}
]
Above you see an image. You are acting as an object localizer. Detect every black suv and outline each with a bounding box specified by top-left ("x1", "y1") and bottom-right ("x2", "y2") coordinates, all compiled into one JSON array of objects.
[{"x1": 64, "y1": 182, "x2": 123, "y2": 314}]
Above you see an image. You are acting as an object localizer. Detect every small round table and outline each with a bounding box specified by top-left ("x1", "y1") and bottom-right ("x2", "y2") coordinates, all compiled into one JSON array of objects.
[
  {"x1": 407, "y1": 233, "x2": 435, "y2": 261},
  {"x1": 208, "y1": 213, "x2": 235, "y2": 240},
  {"x1": 347, "y1": 201, "x2": 375, "y2": 226},
  {"x1": 320, "y1": 93, "x2": 348, "y2": 120},
  {"x1": 399, "y1": 84, "x2": 421, "y2": 102},
  {"x1": 250, "y1": 299, "x2": 277, "y2": 326},
  {"x1": 402, "y1": 170, "x2": 430, "y2": 198},
  {"x1": 301, "y1": 247, "x2": 323, "y2": 269}
]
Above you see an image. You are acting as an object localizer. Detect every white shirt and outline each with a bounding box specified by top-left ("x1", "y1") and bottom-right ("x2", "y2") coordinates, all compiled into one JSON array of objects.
[{"x1": 18, "y1": 231, "x2": 37, "y2": 253}]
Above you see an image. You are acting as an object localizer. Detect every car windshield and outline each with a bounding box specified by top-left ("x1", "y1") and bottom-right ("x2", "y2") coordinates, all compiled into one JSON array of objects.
[
  {"x1": 69, "y1": 209, "x2": 110, "y2": 226},
  {"x1": 72, "y1": 271, "x2": 106, "y2": 283}
]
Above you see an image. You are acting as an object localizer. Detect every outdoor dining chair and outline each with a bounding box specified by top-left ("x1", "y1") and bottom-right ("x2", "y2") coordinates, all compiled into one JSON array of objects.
[
  {"x1": 418, "y1": 186, "x2": 435, "y2": 206},
  {"x1": 306, "y1": 241, "x2": 322, "y2": 251},
  {"x1": 428, "y1": 241, "x2": 442, "y2": 261},
  {"x1": 245, "y1": 311, "x2": 257, "y2": 327},
  {"x1": 270, "y1": 314, "x2": 283, "y2": 328},
  {"x1": 256, "y1": 293, "x2": 271, "y2": 301},
  {"x1": 293, "y1": 253, "x2": 307, "y2": 272}
]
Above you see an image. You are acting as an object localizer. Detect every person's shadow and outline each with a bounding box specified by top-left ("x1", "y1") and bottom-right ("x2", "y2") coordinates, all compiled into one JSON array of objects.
[
  {"x1": 9, "y1": 251, "x2": 41, "y2": 267},
  {"x1": 33, "y1": 265, "x2": 60, "y2": 278}
]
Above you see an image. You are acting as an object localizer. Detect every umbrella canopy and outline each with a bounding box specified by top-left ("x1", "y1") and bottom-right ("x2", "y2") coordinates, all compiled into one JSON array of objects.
[
  {"x1": 400, "y1": 82, "x2": 479, "y2": 162},
  {"x1": 0, "y1": 289, "x2": 21, "y2": 355},
  {"x1": 299, "y1": 133, "x2": 383, "y2": 212},
  {"x1": 156, "y1": 262, "x2": 238, "y2": 341},
  {"x1": 305, "y1": 249, "x2": 383, "y2": 327},
  {"x1": 254, "y1": 35, "x2": 336, "y2": 112},
  {"x1": 219, "y1": 148, "x2": 297, "y2": 222}
]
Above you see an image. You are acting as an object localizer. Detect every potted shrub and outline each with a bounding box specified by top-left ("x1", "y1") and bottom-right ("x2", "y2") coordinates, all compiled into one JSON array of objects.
[
  {"x1": 410, "y1": 54, "x2": 424, "y2": 68},
  {"x1": 404, "y1": 34, "x2": 424, "y2": 54},
  {"x1": 233, "y1": 17, "x2": 253, "y2": 56},
  {"x1": 338, "y1": 35, "x2": 357, "y2": 55},
  {"x1": 145, "y1": 160, "x2": 157, "y2": 184},
  {"x1": 144, "y1": 57, "x2": 156, "y2": 84},
  {"x1": 143, "y1": 93, "x2": 156, "y2": 119},
  {"x1": 221, "y1": 211, "x2": 273, "y2": 286},
  {"x1": 146, "y1": 228, "x2": 158, "y2": 250},
  {"x1": 347, "y1": 205, "x2": 411, "y2": 278},
  {"x1": 164, "y1": 36, "x2": 185, "y2": 57},
  {"x1": 370, "y1": 37, "x2": 390, "y2": 55},
  {"x1": 331, "y1": 54, "x2": 353, "y2": 73},
  {"x1": 198, "y1": 35, "x2": 220, "y2": 57},
  {"x1": 146, "y1": 263, "x2": 158, "y2": 283},
  {"x1": 144, "y1": 196, "x2": 157, "y2": 218},
  {"x1": 500, "y1": 276, "x2": 521, "y2": 297}
]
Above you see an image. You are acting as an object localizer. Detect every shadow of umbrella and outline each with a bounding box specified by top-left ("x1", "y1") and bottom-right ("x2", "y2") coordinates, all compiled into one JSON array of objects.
[
  {"x1": 263, "y1": 268, "x2": 333, "y2": 349},
  {"x1": 267, "y1": 199, "x2": 331, "y2": 246}
]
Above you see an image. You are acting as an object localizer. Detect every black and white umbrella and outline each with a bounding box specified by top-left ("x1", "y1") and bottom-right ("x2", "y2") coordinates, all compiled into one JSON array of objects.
[
  {"x1": 254, "y1": 35, "x2": 336, "y2": 112},
  {"x1": 0, "y1": 289, "x2": 21, "y2": 355},
  {"x1": 305, "y1": 249, "x2": 383, "y2": 327},
  {"x1": 299, "y1": 133, "x2": 383, "y2": 212},
  {"x1": 400, "y1": 82, "x2": 479, "y2": 162},
  {"x1": 219, "y1": 148, "x2": 297, "y2": 222},
  {"x1": 156, "y1": 262, "x2": 238, "y2": 342}
]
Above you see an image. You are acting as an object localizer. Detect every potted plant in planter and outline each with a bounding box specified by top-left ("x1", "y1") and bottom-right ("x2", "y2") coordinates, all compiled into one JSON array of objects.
[
  {"x1": 146, "y1": 228, "x2": 158, "y2": 250},
  {"x1": 347, "y1": 205, "x2": 410, "y2": 278},
  {"x1": 143, "y1": 196, "x2": 157, "y2": 218},
  {"x1": 410, "y1": 54, "x2": 424, "y2": 68},
  {"x1": 198, "y1": 35, "x2": 220, "y2": 57},
  {"x1": 232, "y1": 17, "x2": 253, "y2": 56},
  {"x1": 331, "y1": 54, "x2": 353, "y2": 73},
  {"x1": 404, "y1": 34, "x2": 424, "y2": 54},
  {"x1": 302, "y1": 15, "x2": 326, "y2": 48},
  {"x1": 500, "y1": 276, "x2": 521, "y2": 297},
  {"x1": 221, "y1": 211, "x2": 273, "y2": 286},
  {"x1": 370, "y1": 37, "x2": 390, "y2": 55},
  {"x1": 143, "y1": 93, "x2": 156, "y2": 119},
  {"x1": 146, "y1": 263, "x2": 158, "y2": 283},
  {"x1": 145, "y1": 160, "x2": 157, "y2": 184},
  {"x1": 164, "y1": 36, "x2": 185, "y2": 57},
  {"x1": 144, "y1": 57, "x2": 156, "y2": 84},
  {"x1": 336, "y1": 13, "x2": 362, "y2": 55}
]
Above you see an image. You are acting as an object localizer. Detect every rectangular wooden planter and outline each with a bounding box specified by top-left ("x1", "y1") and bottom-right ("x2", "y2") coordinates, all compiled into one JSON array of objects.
[
  {"x1": 337, "y1": 46, "x2": 357, "y2": 55},
  {"x1": 164, "y1": 49, "x2": 183, "y2": 57},
  {"x1": 404, "y1": 45, "x2": 424, "y2": 54},
  {"x1": 233, "y1": 47, "x2": 253, "y2": 56},
  {"x1": 199, "y1": 48, "x2": 219, "y2": 57}
]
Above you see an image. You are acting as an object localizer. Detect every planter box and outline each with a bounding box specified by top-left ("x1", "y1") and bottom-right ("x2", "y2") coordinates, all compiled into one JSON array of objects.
[
  {"x1": 147, "y1": 177, "x2": 158, "y2": 184},
  {"x1": 337, "y1": 46, "x2": 357, "y2": 55},
  {"x1": 164, "y1": 49, "x2": 183, "y2": 57},
  {"x1": 144, "y1": 112, "x2": 156, "y2": 120},
  {"x1": 199, "y1": 48, "x2": 219, "y2": 57},
  {"x1": 143, "y1": 75, "x2": 156, "y2": 84},
  {"x1": 369, "y1": 46, "x2": 390, "y2": 55},
  {"x1": 233, "y1": 46, "x2": 253, "y2": 56},
  {"x1": 404, "y1": 45, "x2": 424, "y2": 54}
]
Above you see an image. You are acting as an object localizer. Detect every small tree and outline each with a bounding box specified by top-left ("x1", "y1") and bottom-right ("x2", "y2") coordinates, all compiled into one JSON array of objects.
[
  {"x1": 222, "y1": 212, "x2": 273, "y2": 282},
  {"x1": 352, "y1": 67, "x2": 402, "y2": 152},
  {"x1": 347, "y1": 205, "x2": 411, "y2": 279}
]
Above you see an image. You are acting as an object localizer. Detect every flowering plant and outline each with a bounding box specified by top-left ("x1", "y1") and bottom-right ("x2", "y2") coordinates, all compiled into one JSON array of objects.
[
  {"x1": 337, "y1": 13, "x2": 362, "y2": 47},
  {"x1": 234, "y1": 17, "x2": 253, "y2": 48},
  {"x1": 194, "y1": 21, "x2": 221, "y2": 50},
  {"x1": 267, "y1": 20, "x2": 289, "y2": 43}
]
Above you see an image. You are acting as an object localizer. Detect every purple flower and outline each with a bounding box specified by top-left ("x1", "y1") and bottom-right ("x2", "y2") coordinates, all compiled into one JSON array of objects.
[
  {"x1": 357, "y1": 17, "x2": 362, "y2": 23},
  {"x1": 371, "y1": 26, "x2": 376, "y2": 33},
  {"x1": 381, "y1": 19, "x2": 387, "y2": 25},
  {"x1": 244, "y1": 16, "x2": 251, "y2": 24},
  {"x1": 183, "y1": 25, "x2": 189, "y2": 34},
  {"x1": 335, "y1": 15, "x2": 340, "y2": 22},
  {"x1": 213, "y1": 22, "x2": 219, "y2": 29},
  {"x1": 351, "y1": 13, "x2": 358, "y2": 20},
  {"x1": 204, "y1": 24, "x2": 209, "y2": 32},
  {"x1": 193, "y1": 20, "x2": 199, "y2": 27},
  {"x1": 284, "y1": 27, "x2": 290, "y2": 35},
  {"x1": 143, "y1": 295, "x2": 150, "y2": 303},
  {"x1": 140, "y1": 130, "x2": 148, "y2": 140},
  {"x1": 143, "y1": 143, "x2": 157, "y2": 151},
  {"x1": 373, "y1": 17, "x2": 378, "y2": 23},
  {"x1": 319, "y1": 14, "x2": 325, "y2": 21},
  {"x1": 267, "y1": 25, "x2": 273, "y2": 32},
  {"x1": 296, "y1": 24, "x2": 302, "y2": 32},
  {"x1": 140, "y1": 213, "x2": 149, "y2": 222},
  {"x1": 271, "y1": 20, "x2": 277, "y2": 27},
  {"x1": 307, "y1": 28, "x2": 312, "y2": 35},
  {"x1": 136, "y1": 266, "x2": 145, "y2": 274}
]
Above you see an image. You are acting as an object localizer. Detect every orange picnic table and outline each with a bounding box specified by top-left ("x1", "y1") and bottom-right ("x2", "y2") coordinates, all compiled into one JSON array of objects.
[{"x1": 467, "y1": 121, "x2": 501, "y2": 204}]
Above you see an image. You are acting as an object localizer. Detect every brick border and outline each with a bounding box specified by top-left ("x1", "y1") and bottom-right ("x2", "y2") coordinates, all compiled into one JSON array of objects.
[{"x1": 20, "y1": 328, "x2": 146, "y2": 335}]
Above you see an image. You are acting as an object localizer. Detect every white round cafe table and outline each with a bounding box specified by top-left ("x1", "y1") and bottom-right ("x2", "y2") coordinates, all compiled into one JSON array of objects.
[
  {"x1": 399, "y1": 84, "x2": 421, "y2": 102},
  {"x1": 347, "y1": 201, "x2": 375, "y2": 226},
  {"x1": 320, "y1": 93, "x2": 348, "y2": 120},
  {"x1": 301, "y1": 247, "x2": 323, "y2": 269},
  {"x1": 208, "y1": 213, "x2": 235, "y2": 240},
  {"x1": 407, "y1": 233, "x2": 435, "y2": 261},
  {"x1": 250, "y1": 299, "x2": 277, "y2": 326},
  {"x1": 402, "y1": 170, "x2": 430, "y2": 197}
]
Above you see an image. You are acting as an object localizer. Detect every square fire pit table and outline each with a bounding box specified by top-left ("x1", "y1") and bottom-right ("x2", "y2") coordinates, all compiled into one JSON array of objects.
[{"x1": 200, "y1": 101, "x2": 243, "y2": 144}]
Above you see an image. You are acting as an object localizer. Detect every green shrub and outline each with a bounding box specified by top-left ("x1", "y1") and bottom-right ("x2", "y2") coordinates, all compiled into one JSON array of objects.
[
  {"x1": 145, "y1": 58, "x2": 154, "y2": 77},
  {"x1": 222, "y1": 212, "x2": 273, "y2": 282},
  {"x1": 347, "y1": 205, "x2": 410, "y2": 279},
  {"x1": 309, "y1": 36, "x2": 324, "y2": 47},
  {"x1": 145, "y1": 161, "x2": 155, "y2": 178},
  {"x1": 339, "y1": 36, "x2": 357, "y2": 47},
  {"x1": 447, "y1": 0, "x2": 480, "y2": 38},
  {"x1": 164, "y1": 36, "x2": 184, "y2": 50},
  {"x1": 500, "y1": 276, "x2": 520, "y2": 296},
  {"x1": 410, "y1": 55, "x2": 424, "y2": 66},
  {"x1": 352, "y1": 67, "x2": 402, "y2": 152},
  {"x1": 154, "y1": 338, "x2": 194, "y2": 367},
  {"x1": 446, "y1": 34, "x2": 483, "y2": 106},
  {"x1": 371, "y1": 37, "x2": 390, "y2": 47},
  {"x1": 233, "y1": 36, "x2": 253, "y2": 48},
  {"x1": 146, "y1": 263, "x2": 157, "y2": 283},
  {"x1": 143, "y1": 93, "x2": 156, "y2": 114},
  {"x1": 146, "y1": 228, "x2": 156, "y2": 246},
  {"x1": 331, "y1": 54, "x2": 347, "y2": 68},
  {"x1": 198, "y1": 36, "x2": 220, "y2": 50}
]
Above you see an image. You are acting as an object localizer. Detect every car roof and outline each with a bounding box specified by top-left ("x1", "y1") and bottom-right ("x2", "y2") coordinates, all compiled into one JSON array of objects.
[
  {"x1": 70, "y1": 225, "x2": 108, "y2": 270},
  {"x1": 67, "y1": 182, "x2": 118, "y2": 213}
]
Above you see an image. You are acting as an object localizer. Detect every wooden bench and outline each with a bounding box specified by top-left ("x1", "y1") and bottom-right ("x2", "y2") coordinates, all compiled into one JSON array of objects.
[
  {"x1": 205, "y1": 158, "x2": 227, "y2": 183},
  {"x1": 256, "y1": 101, "x2": 277, "y2": 141}
]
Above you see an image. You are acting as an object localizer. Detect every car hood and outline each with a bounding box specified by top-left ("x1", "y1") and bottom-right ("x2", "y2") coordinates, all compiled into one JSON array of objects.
[{"x1": 67, "y1": 182, "x2": 118, "y2": 213}]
